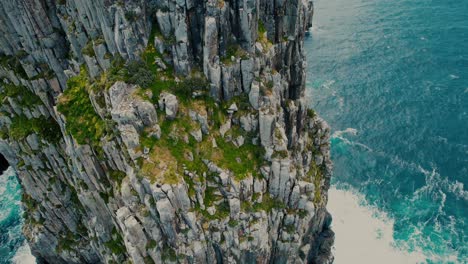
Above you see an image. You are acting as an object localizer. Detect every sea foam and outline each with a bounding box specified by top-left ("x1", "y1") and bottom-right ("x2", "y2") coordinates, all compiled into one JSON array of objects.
[
  {"x1": 11, "y1": 242, "x2": 36, "y2": 264},
  {"x1": 328, "y1": 187, "x2": 427, "y2": 264}
]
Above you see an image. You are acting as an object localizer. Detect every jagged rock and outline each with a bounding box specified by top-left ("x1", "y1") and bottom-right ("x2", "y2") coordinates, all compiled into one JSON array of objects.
[
  {"x1": 158, "y1": 92, "x2": 179, "y2": 120},
  {"x1": 148, "y1": 124, "x2": 161, "y2": 139},
  {"x1": 154, "y1": 58, "x2": 167, "y2": 70},
  {"x1": 234, "y1": 136, "x2": 245, "y2": 147},
  {"x1": 190, "y1": 129, "x2": 203, "y2": 142},
  {"x1": 249, "y1": 82, "x2": 260, "y2": 110},
  {"x1": 259, "y1": 110, "x2": 275, "y2": 147},
  {"x1": 0, "y1": 0, "x2": 334, "y2": 263},
  {"x1": 108, "y1": 81, "x2": 157, "y2": 130},
  {"x1": 227, "y1": 103, "x2": 238, "y2": 114},
  {"x1": 219, "y1": 120, "x2": 231, "y2": 137}
]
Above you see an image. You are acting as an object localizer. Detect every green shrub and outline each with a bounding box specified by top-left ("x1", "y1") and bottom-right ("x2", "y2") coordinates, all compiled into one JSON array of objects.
[
  {"x1": 0, "y1": 83, "x2": 42, "y2": 107},
  {"x1": 125, "y1": 11, "x2": 138, "y2": 22},
  {"x1": 307, "y1": 109, "x2": 316, "y2": 118},
  {"x1": 9, "y1": 115, "x2": 61, "y2": 142},
  {"x1": 146, "y1": 240, "x2": 157, "y2": 249},
  {"x1": 82, "y1": 41, "x2": 95, "y2": 57},
  {"x1": 126, "y1": 60, "x2": 155, "y2": 88},
  {"x1": 109, "y1": 170, "x2": 126, "y2": 185},
  {"x1": 0, "y1": 54, "x2": 28, "y2": 79}
]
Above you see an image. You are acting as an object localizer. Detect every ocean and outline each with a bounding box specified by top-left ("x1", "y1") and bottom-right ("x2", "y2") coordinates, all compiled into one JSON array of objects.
[
  {"x1": 0, "y1": 168, "x2": 35, "y2": 264},
  {"x1": 305, "y1": 0, "x2": 468, "y2": 263}
]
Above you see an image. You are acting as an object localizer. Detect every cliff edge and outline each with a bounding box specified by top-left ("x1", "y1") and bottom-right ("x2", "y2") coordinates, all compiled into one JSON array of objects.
[{"x1": 0, "y1": 0, "x2": 334, "y2": 263}]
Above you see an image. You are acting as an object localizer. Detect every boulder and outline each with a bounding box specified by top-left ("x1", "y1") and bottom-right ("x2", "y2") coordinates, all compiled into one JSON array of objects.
[{"x1": 158, "y1": 92, "x2": 179, "y2": 120}]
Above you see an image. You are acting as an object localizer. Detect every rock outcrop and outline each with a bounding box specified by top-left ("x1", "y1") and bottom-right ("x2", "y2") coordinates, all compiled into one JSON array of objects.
[{"x1": 0, "y1": 0, "x2": 334, "y2": 263}]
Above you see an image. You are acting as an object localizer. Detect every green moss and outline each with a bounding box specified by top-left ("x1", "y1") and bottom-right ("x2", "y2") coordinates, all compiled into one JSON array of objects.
[
  {"x1": 161, "y1": 245, "x2": 177, "y2": 262},
  {"x1": 284, "y1": 224, "x2": 296, "y2": 234},
  {"x1": 202, "y1": 200, "x2": 230, "y2": 221},
  {"x1": 82, "y1": 41, "x2": 95, "y2": 57},
  {"x1": 272, "y1": 150, "x2": 289, "y2": 159},
  {"x1": 228, "y1": 219, "x2": 239, "y2": 227},
  {"x1": 297, "y1": 209, "x2": 308, "y2": 219},
  {"x1": 22, "y1": 193, "x2": 37, "y2": 211},
  {"x1": 56, "y1": 230, "x2": 79, "y2": 253},
  {"x1": 258, "y1": 20, "x2": 266, "y2": 35},
  {"x1": 146, "y1": 240, "x2": 157, "y2": 249},
  {"x1": 144, "y1": 256, "x2": 156, "y2": 264},
  {"x1": 57, "y1": 69, "x2": 107, "y2": 146}
]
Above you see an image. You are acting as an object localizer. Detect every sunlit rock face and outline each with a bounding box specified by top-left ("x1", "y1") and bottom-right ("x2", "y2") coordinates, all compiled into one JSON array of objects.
[{"x1": 0, "y1": 0, "x2": 333, "y2": 263}]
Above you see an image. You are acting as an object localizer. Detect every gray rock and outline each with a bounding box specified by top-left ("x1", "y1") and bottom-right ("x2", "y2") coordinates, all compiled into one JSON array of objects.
[
  {"x1": 219, "y1": 120, "x2": 231, "y2": 137},
  {"x1": 158, "y1": 92, "x2": 179, "y2": 120},
  {"x1": 190, "y1": 129, "x2": 203, "y2": 142}
]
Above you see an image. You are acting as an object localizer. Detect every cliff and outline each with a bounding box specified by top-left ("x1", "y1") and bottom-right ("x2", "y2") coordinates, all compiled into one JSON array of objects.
[{"x1": 0, "y1": 0, "x2": 334, "y2": 263}]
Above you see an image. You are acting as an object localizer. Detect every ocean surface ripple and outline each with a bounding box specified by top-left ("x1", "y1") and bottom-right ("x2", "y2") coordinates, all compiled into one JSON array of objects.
[{"x1": 306, "y1": 0, "x2": 467, "y2": 263}]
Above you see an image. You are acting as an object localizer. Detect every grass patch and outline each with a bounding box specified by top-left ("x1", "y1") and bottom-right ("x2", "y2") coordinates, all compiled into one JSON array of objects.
[
  {"x1": 257, "y1": 20, "x2": 272, "y2": 51},
  {"x1": 140, "y1": 145, "x2": 180, "y2": 184},
  {"x1": 252, "y1": 193, "x2": 286, "y2": 212},
  {"x1": 57, "y1": 69, "x2": 107, "y2": 146}
]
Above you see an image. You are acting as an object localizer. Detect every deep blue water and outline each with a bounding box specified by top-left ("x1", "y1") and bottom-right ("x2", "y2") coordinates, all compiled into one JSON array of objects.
[{"x1": 306, "y1": 0, "x2": 467, "y2": 262}]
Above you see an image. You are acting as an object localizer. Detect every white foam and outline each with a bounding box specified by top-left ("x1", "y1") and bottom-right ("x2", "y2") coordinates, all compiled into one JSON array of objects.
[
  {"x1": 332, "y1": 127, "x2": 358, "y2": 138},
  {"x1": 328, "y1": 187, "x2": 427, "y2": 264},
  {"x1": 331, "y1": 128, "x2": 374, "y2": 152},
  {"x1": 11, "y1": 242, "x2": 36, "y2": 264}
]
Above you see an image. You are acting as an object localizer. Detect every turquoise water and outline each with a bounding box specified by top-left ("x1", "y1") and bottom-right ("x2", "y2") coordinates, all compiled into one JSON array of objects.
[
  {"x1": 306, "y1": 0, "x2": 467, "y2": 262},
  {"x1": 0, "y1": 168, "x2": 27, "y2": 263}
]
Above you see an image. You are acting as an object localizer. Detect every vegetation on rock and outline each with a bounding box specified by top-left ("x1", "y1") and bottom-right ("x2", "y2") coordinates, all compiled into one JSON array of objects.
[{"x1": 57, "y1": 69, "x2": 107, "y2": 146}]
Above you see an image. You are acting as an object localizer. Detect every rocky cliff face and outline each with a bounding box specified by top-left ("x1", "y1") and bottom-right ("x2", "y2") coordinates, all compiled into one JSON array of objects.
[{"x1": 0, "y1": 0, "x2": 334, "y2": 263}]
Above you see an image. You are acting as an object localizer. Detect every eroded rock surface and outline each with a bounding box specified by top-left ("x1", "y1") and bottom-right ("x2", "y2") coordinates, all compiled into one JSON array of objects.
[{"x1": 0, "y1": 0, "x2": 334, "y2": 263}]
